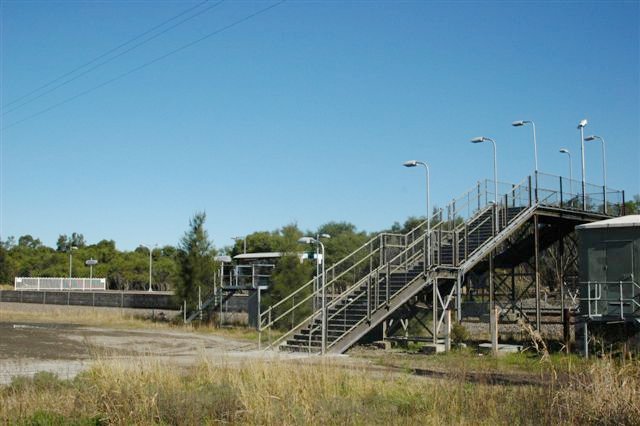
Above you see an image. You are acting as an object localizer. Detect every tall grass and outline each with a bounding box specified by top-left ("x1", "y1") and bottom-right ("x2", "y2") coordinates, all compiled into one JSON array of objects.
[{"x1": 3, "y1": 355, "x2": 637, "y2": 425}]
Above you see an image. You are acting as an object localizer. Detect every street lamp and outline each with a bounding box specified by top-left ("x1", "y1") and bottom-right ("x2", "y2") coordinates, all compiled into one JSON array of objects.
[
  {"x1": 577, "y1": 119, "x2": 588, "y2": 210},
  {"x1": 512, "y1": 120, "x2": 538, "y2": 173},
  {"x1": 559, "y1": 148, "x2": 573, "y2": 200},
  {"x1": 584, "y1": 135, "x2": 607, "y2": 212},
  {"x1": 470, "y1": 136, "x2": 498, "y2": 233},
  {"x1": 85, "y1": 258, "x2": 98, "y2": 280},
  {"x1": 140, "y1": 244, "x2": 157, "y2": 292},
  {"x1": 298, "y1": 234, "x2": 330, "y2": 355},
  {"x1": 68, "y1": 246, "x2": 78, "y2": 278},
  {"x1": 403, "y1": 160, "x2": 431, "y2": 268}
]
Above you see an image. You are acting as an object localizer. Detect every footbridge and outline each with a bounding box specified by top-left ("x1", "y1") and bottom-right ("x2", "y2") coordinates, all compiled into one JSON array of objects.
[{"x1": 258, "y1": 172, "x2": 626, "y2": 354}]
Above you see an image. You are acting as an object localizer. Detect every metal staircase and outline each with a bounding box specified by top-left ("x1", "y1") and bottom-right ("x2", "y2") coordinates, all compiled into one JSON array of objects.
[
  {"x1": 185, "y1": 287, "x2": 236, "y2": 324},
  {"x1": 259, "y1": 172, "x2": 625, "y2": 354}
]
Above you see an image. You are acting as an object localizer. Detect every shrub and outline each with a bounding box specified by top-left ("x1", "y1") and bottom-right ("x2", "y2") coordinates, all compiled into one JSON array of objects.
[{"x1": 451, "y1": 322, "x2": 470, "y2": 344}]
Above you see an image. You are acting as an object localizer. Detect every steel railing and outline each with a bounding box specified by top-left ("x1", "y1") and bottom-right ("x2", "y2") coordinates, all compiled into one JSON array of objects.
[
  {"x1": 14, "y1": 277, "x2": 106, "y2": 291},
  {"x1": 583, "y1": 280, "x2": 640, "y2": 320},
  {"x1": 261, "y1": 171, "x2": 625, "y2": 352}
]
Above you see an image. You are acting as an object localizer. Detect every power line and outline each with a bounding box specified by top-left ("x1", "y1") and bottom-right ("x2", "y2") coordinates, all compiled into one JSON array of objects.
[
  {"x1": 3, "y1": 0, "x2": 210, "y2": 109},
  {"x1": 2, "y1": 0, "x2": 225, "y2": 115},
  {"x1": 1, "y1": 1, "x2": 286, "y2": 132}
]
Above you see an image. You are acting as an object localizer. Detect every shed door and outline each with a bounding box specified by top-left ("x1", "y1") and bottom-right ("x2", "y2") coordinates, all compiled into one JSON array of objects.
[
  {"x1": 605, "y1": 240, "x2": 634, "y2": 318},
  {"x1": 587, "y1": 244, "x2": 606, "y2": 316}
]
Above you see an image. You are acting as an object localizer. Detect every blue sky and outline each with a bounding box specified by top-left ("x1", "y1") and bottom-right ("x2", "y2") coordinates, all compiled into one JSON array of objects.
[{"x1": 1, "y1": 0, "x2": 638, "y2": 251}]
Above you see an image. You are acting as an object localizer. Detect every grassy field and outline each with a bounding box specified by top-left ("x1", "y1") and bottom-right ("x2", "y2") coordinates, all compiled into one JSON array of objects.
[
  {"x1": 1, "y1": 354, "x2": 638, "y2": 425},
  {"x1": 2, "y1": 303, "x2": 638, "y2": 424}
]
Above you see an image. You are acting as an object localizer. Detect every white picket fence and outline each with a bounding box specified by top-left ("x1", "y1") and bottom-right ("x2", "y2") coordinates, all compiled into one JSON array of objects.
[{"x1": 14, "y1": 277, "x2": 106, "y2": 291}]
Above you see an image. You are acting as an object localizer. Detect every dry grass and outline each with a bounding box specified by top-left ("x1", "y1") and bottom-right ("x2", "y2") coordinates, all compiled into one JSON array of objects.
[
  {"x1": 2, "y1": 354, "x2": 638, "y2": 425},
  {"x1": 0, "y1": 302, "x2": 269, "y2": 342},
  {"x1": 0, "y1": 302, "x2": 170, "y2": 329}
]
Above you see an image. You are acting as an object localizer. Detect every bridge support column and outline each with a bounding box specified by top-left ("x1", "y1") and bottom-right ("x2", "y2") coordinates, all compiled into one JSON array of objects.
[
  {"x1": 433, "y1": 278, "x2": 438, "y2": 344},
  {"x1": 490, "y1": 306, "x2": 499, "y2": 356},
  {"x1": 489, "y1": 253, "x2": 494, "y2": 311},
  {"x1": 534, "y1": 214, "x2": 541, "y2": 331},
  {"x1": 445, "y1": 309, "x2": 452, "y2": 352},
  {"x1": 456, "y1": 272, "x2": 463, "y2": 322}
]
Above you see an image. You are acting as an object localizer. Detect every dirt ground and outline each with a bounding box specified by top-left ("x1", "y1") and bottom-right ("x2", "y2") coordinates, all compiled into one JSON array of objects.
[{"x1": 0, "y1": 303, "x2": 315, "y2": 384}]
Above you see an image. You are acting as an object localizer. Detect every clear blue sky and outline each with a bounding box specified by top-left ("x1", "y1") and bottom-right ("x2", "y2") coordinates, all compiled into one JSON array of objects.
[{"x1": 1, "y1": 0, "x2": 639, "y2": 251}]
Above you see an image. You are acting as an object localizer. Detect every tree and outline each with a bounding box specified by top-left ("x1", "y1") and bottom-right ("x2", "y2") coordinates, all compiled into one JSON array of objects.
[
  {"x1": 56, "y1": 233, "x2": 86, "y2": 252},
  {"x1": 18, "y1": 235, "x2": 42, "y2": 249},
  {"x1": 175, "y1": 212, "x2": 217, "y2": 306},
  {"x1": 624, "y1": 194, "x2": 640, "y2": 215},
  {"x1": 263, "y1": 254, "x2": 314, "y2": 329}
]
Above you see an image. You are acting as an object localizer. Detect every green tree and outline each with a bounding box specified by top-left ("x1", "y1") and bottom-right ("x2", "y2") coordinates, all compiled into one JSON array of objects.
[
  {"x1": 18, "y1": 235, "x2": 42, "y2": 249},
  {"x1": 175, "y1": 212, "x2": 217, "y2": 306},
  {"x1": 56, "y1": 233, "x2": 86, "y2": 252},
  {"x1": 624, "y1": 194, "x2": 640, "y2": 215},
  {"x1": 263, "y1": 253, "x2": 314, "y2": 328}
]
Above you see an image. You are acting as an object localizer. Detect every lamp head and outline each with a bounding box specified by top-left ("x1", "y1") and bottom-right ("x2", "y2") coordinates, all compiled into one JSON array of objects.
[
  {"x1": 577, "y1": 119, "x2": 588, "y2": 129},
  {"x1": 403, "y1": 160, "x2": 417, "y2": 167},
  {"x1": 559, "y1": 148, "x2": 570, "y2": 154},
  {"x1": 298, "y1": 237, "x2": 316, "y2": 245},
  {"x1": 470, "y1": 137, "x2": 485, "y2": 143},
  {"x1": 511, "y1": 120, "x2": 525, "y2": 127},
  {"x1": 584, "y1": 135, "x2": 598, "y2": 142},
  {"x1": 318, "y1": 233, "x2": 331, "y2": 239}
]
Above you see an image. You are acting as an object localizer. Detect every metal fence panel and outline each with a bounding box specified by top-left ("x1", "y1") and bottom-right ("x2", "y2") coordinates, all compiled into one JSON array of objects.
[{"x1": 14, "y1": 277, "x2": 106, "y2": 291}]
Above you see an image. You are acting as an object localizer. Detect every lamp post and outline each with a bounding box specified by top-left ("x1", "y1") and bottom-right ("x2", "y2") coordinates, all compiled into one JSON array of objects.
[
  {"x1": 140, "y1": 244, "x2": 157, "y2": 292},
  {"x1": 577, "y1": 119, "x2": 588, "y2": 210},
  {"x1": 470, "y1": 136, "x2": 498, "y2": 233},
  {"x1": 298, "y1": 234, "x2": 330, "y2": 355},
  {"x1": 85, "y1": 259, "x2": 98, "y2": 280},
  {"x1": 403, "y1": 160, "x2": 431, "y2": 269},
  {"x1": 559, "y1": 148, "x2": 573, "y2": 203},
  {"x1": 584, "y1": 135, "x2": 607, "y2": 213},
  {"x1": 512, "y1": 120, "x2": 538, "y2": 173},
  {"x1": 68, "y1": 246, "x2": 78, "y2": 278}
]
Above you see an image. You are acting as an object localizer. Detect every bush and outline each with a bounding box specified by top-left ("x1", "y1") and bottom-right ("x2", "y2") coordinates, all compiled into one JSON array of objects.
[{"x1": 451, "y1": 322, "x2": 470, "y2": 344}]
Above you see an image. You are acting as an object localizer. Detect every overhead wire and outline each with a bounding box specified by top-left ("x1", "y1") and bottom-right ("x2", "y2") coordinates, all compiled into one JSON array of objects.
[
  {"x1": 1, "y1": 0, "x2": 286, "y2": 132},
  {"x1": 2, "y1": 0, "x2": 225, "y2": 115},
  {"x1": 3, "y1": 0, "x2": 210, "y2": 109}
]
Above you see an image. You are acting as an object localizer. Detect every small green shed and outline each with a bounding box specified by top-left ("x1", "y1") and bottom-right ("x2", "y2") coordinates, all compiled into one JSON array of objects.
[{"x1": 576, "y1": 215, "x2": 640, "y2": 322}]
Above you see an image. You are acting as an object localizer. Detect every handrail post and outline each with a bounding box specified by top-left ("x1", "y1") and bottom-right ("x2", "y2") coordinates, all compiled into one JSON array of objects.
[
  {"x1": 560, "y1": 176, "x2": 564, "y2": 208},
  {"x1": 621, "y1": 190, "x2": 626, "y2": 216},
  {"x1": 620, "y1": 281, "x2": 624, "y2": 319},
  {"x1": 367, "y1": 275, "x2": 371, "y2": 322},
  {"x1": 386, "y1": 262, "x2": 390, "y2": 304},
  {"x1": 464, "y1": 223, "x2": 469, "y2": 260},
  {"x1": 375, "y1": 268, "x2": 380, "y2": 307},
  {"x1": 268, "y1": 310, "x2": 272, "y2": 347},
  {"x1": 528, "y1": 175, "x2": 533, "y2": 207},
  {"x1": 453, "y1": 231, "x2": 458, "y2": 266},
  {"x1": 534, "y1": 170, "x2": 539, "y2": 203}
]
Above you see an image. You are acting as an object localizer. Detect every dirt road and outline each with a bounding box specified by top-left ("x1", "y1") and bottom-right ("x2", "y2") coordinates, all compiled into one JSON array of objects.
[{"x1": 0, "y1": 305, "x2": 301, "y2": 384}]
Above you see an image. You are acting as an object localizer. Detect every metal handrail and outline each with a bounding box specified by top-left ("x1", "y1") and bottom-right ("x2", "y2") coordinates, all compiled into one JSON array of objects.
[
  {"x1": 325, "y1": 250, "x2": 427, "y2": 351},
  {"x1": 266, "y1": 234, "x2": 427, "y2": 351},
  {"x1": 324, "y1": 234, "x2": 426, "y2": 312},
  {"x1": 261, "y1": 231, "x2": 401, "y2": 321},
  {"x1": 264, "y1": 171, "x2": 626, "y2": 352}
]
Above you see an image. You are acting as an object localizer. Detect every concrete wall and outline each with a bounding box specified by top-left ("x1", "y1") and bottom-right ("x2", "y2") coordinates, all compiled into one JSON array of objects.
[
  {"x1": 0, "y1": 290, "x2": 249, "y2": 313},
  {"x1": 0, "y1": 290, "x2": 178, "y2": 309}
]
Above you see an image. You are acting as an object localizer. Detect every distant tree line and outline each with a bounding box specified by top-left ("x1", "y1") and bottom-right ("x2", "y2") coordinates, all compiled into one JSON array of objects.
[
  {"x1": 1, "y1": 195, "x2": 637, "y2": 307},
  {"x1": 1, "y1": 213, "x2": 417, "y2": 305}
]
